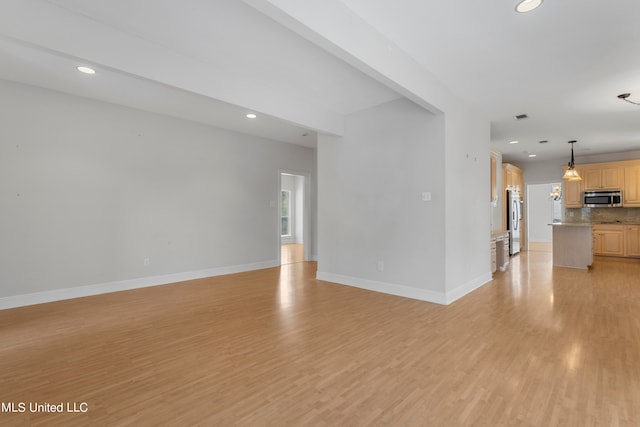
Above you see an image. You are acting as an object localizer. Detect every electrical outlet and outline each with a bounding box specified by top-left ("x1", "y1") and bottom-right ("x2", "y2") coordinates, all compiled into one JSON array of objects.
[
  {"x1": 377, "y1": 260, "x2": 384, "y2": 272},
  {"x1": 144, "y1": 258, "x2": 150, "y2": 267}
]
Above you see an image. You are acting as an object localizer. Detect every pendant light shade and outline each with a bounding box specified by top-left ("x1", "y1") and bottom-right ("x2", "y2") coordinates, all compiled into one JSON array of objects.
[{"x1": 562, "y1": 140, "x2": 582, "y2": 181}]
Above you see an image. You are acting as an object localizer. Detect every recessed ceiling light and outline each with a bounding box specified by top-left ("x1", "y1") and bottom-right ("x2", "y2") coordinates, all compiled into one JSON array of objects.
[
  {"x1": 515, "y1": 0, "x2": 543, "y2": 13},
  {"x1": 528, "y1": 154, "x2": 537, "y2": 158},
  {"x1": 509, "y1": 140, "x2": 519, "y2": 144},
  {"x1": 76, "y1": 66, "x2": 95, "y2": 75},
  {"x1": 246, "y1": 113, "x2": 257, "y2": 119}
]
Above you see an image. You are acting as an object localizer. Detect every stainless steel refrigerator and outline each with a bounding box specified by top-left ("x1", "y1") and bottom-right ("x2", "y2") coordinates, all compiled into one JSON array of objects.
[{"x1": 506, "y1": 190, "x2": 522, "y2": 255}]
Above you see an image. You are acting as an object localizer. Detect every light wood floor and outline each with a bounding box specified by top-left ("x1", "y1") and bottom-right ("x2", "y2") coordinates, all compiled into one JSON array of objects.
[
  {"x1": 1, "y1": 252, "x2": 640, "y2": 426},
  {"x1": 281, "y1": 243, "x2": 304, "y2": 265},
  {"x1": 528, "y1": 241, "x2": 552, "y2": 252}
]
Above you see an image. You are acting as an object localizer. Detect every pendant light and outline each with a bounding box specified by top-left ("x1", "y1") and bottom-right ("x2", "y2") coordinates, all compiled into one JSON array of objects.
[
  {"x1": 562, "y1": 140, "x2": 582, "y2": 181},
  {"x1": 617, "y1": 93, "x2": 640, "y2": 106}
]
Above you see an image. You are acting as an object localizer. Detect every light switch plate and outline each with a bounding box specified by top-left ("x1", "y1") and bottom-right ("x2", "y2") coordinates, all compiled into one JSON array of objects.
[{"x1": 422, "y1": 192, "x2": 432, "y2": 201}]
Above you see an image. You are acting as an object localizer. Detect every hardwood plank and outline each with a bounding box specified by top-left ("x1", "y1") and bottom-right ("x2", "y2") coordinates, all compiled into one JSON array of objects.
[
  {"x1": 528, "y1": 241, "x2": 552, "y2": 252},
  {"x1": 281, "y1": 243, "x2": 304, "y2": 265},
  {"x1": 1, "y1": 253, "x2": 640, "y2": 425}
]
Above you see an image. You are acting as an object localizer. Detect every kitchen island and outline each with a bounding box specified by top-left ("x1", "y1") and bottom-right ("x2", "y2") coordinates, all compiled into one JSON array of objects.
[{"x1": 551, "y1": 223, "x2": 593, "y2": 269}]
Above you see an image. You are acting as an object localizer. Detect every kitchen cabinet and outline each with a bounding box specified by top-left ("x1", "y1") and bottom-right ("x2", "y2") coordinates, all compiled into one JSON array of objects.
[
  {"x1": 625, "y1": 226, "x2": 640, "y2": 257},
  {"x1": 583, "y1": 165, "x2": 622, "y2": 190},
  {"x1": 490, "y1": 151, "x2": 499, "y2": 203},
  {"x1": 563, "y1": 166, "x2": 584, "y2": 208},
  {"x1": 592, "y1": 224, "x2": 640, "y2": 258},
  {"x1": 592, "y1": 225, "x2": 625, "y2": 257},
  {"x1": 491, "y1": 231, "x2": 510, "y2": 274},
  {"x1": 623, "y1": 164, "x2": 640, "y2": 207},
  {"x1": 502, "y1": 163, "x2": 525, "y2": 250},
  {"x1": 491, "y1": 237, "x2": 497, "y2": 273},
  {"x1": 562, "y1": 159, "x2": 640, "y2": 207},
  {"x1": 593, "y1": 230, "x2": 625, "y2": 256},
  {"x1": 592, "y1": 231, "x2": 602, "y2": 255},
  {"x1": 503, "y1": 163, "x2": 523, "y2": 193}
]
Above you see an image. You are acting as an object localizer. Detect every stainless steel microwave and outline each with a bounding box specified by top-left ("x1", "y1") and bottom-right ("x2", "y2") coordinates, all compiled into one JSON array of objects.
[{"x1": 583, "y1": 190, "x2": 622, "y2": 207}]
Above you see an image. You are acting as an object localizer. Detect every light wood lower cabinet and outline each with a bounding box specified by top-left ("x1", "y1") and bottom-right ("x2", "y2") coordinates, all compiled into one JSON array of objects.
[
  {"x1": 625, "y1": 226, "x2": 640, "y2": 257},
  {"x1": 592, "y1": 224, "x2": 640, "y2": 258},
  {"x1": 491, "y1": 237, "x2": 497, "y2": 273},
  {"x1": 491, "y1": 232, "x2": 510, "y2": 273}
]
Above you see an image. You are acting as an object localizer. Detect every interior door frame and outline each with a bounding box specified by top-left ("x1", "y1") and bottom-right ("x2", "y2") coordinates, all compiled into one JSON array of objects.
[{"x1": 278, "y1": 170, "x2": 311, "y2": 263}]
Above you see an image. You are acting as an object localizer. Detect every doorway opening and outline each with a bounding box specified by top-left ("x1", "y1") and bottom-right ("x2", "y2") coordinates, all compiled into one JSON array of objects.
[
  {"x1": 526, "y1": 182, "x2": 562, "y2": 253},
  {"x1": 280, "y1": 172, "x2": 307, "y2": 265}
]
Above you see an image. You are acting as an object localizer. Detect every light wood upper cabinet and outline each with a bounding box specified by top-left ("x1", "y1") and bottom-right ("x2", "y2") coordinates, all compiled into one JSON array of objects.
[
  {"x1": 503, "y1": 163, "x2": 523, "y2": 193},
  {"x1": 563, "y1": 166, "x2": 584, "y2": 208},
  {"x1": 562, "y1": 160, "x2": 640, "y2": 207},
  {"x1": 602, "y1": 167, "x2": 623, "y2": 189},
  {"x1": 583, "y1": 168, "x2": 601, "y2": 190},
  {"x1": 502, "y1": 163, "x2": 524, "y2": 234},
  {"x1": 583, "y1": 165, "x2": 622, "y2": 190},
  {"x1": 490, "y1": 152, "x2": 498, "y2": 203},
  {"x1": 504, "y1": 167, "x2": 514, "y2": 191},
  {"x1": 623, "y1": 164, "x2": 640, "y2": 207}
]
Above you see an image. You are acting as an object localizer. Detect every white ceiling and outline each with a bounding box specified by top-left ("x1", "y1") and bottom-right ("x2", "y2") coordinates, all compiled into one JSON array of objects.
[
  {"x1": 341, "y1": 0, "x2": 640, "y2": 163},
  {"x1": 1, "y1": 0, "x2": 639, "y2": 163},
  {"x1": 0, "y1": 0, "x2": 401, "y2": 146}
]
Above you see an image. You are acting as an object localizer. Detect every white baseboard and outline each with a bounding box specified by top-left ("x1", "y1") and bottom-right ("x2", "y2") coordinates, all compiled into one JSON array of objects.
[
  {"x1": 0, "y1": 260, "x2": 279, "y2": 311},
  {"x1": 316, "y1": 271, "x2": 493, "y2": 306},
  {"x1": 316, "y1": 271, "x2": 448, "y2": 305},
  {"x1": 444, "y1": 272, "x2": 493, "y2": 305}
]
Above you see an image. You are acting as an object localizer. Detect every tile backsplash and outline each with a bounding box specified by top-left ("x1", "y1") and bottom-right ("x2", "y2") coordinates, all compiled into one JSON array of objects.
[{"x1": 564, "y1": 207, "x2": 640, "y2": 223}]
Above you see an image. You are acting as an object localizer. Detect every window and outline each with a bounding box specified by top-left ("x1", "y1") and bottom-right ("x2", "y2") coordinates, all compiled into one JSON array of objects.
[{"x1": 281, "y1": 190, "x2": 291, "y2": 237}]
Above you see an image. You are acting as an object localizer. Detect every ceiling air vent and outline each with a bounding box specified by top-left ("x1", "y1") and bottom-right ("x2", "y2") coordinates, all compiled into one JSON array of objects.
[{"x1": 514, "y1": 114, "x2": 528, "y2": 120}]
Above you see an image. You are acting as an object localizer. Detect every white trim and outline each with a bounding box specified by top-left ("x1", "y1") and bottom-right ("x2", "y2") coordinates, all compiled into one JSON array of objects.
[
  {"x1": 279, "y1": 169, "x2": 312, "y2": 262},
  {"x1": 316, "y1": 271, "x2": 493, "y2": 306},
  {"x1": 443, "y1": 273, "x2": 493, "y2": 305},
  {"x1": 316, "y1": 271, "x2": 448, "y2": 305},
  {"x1": 0, "y1": 260, "x2": 279, "y2": 310}
]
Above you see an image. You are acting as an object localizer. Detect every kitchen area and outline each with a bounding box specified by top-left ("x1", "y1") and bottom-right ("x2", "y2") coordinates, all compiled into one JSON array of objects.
[
  {"x1": 552, "y1": 158, "x2": 640, "y2": 269},
  {"x1": 490, "y1": 152, "x2": 525, "y2": 274},
  {"x1": 490, "y1": 151, "x2": 640, "y2": 273}
]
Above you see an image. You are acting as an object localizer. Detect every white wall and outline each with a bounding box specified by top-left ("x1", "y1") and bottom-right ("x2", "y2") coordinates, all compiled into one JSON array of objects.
[
  {"x1": 528, "y1": 184, "x2": 555, "y2": 242},
  {"x1": 0, "y1": 80, "x2": 315, "y2": 302},
  {"x1": 317, "y1": 97, "x2": 491, "y2": 304},
  {"x1": 522, "y1": 160, "x2": 565, "y2": 185},
  {"x1": 577, "y1": 150, "x2": 640, "y2": 164},
  {"x1": 444, "y1": 106, "x2": 492, "y2": 299},
  {"x1": 317, "y1": 98, "x2": 448, "y2": 301}
]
